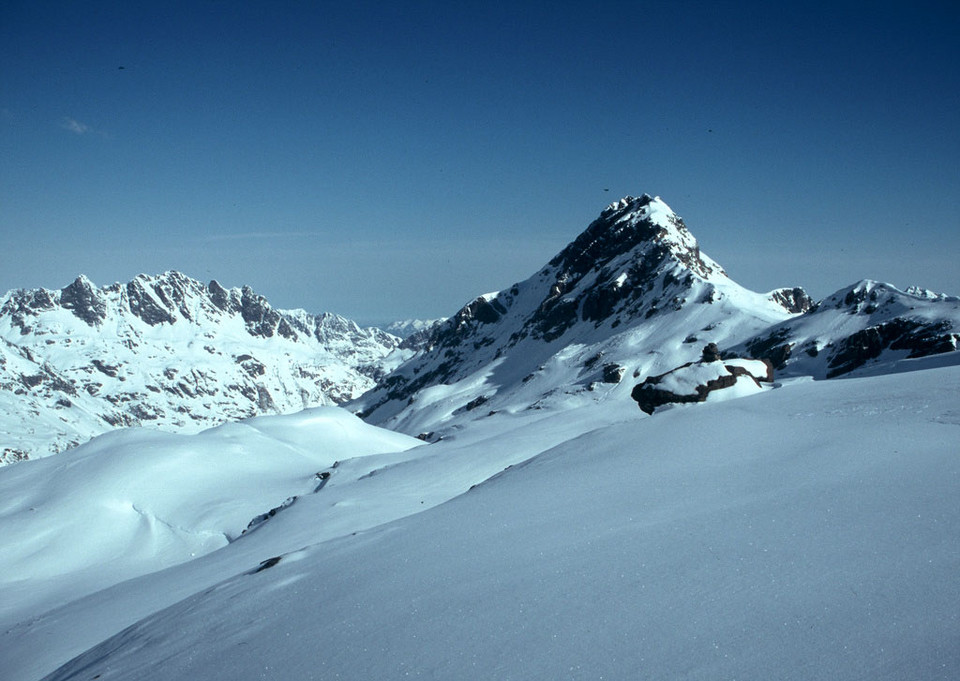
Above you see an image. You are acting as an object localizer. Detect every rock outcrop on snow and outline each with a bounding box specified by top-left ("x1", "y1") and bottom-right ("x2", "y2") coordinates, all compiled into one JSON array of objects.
[
  {"x1": 631, "y1": 346, "x2": 774, "y2": 414},
  {"x1": 0, "y1": 272, "x2": 402, "y2": 463},
  {"x1": 768, "y1": 287, "x2": 815, "y2": 314}
]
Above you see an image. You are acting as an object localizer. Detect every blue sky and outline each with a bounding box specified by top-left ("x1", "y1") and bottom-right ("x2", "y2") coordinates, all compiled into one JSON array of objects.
[{"x1": 2, "y1": 1, "x2": 957, "y2": 325}]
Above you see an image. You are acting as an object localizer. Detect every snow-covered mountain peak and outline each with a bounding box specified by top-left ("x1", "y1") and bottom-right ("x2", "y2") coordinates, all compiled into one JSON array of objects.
[
  {"x1": 58, "y1": 274, "x2": 107, "y2": 326},
  {"x1": 549, "y1": 194, "x2": 722, "y2": 285},
  {"x1": 350, "y1": 192, "x2": 956, "y2": 437},
  {"x1": 352, "y1": 194, "x2": 798, "y2": 434},
  {"x1": 904, "y1": 285, "x2": 954, "y2": 301}
]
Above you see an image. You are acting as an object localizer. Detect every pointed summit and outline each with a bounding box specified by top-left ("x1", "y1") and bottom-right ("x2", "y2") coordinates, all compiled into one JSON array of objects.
[
  {"x1": 60, "y1": 274, "x2": 106, "y2": 326},
  {"x1": 548, "y1": 194, "x2": 722, "y2": 283},
  {"x1": 352, "y1": 193, "x2": 794, "y2": 433}
]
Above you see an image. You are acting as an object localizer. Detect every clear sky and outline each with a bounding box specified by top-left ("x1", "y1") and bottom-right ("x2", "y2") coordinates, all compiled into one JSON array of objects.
[{"x1": 2, "y1": 1, "x2": 958, "y2": 325}]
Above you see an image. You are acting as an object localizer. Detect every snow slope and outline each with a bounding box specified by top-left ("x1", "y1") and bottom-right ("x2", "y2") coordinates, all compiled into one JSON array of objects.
[
  {"x1": 0, "y1": 272, "x2": 402, "y2": 463},
  {"x1": 1, "y1": 364, "x2": 957, "y2": 680},
  {"x1": 0, "y1": 407, "x2": 420, "y2": 630}
]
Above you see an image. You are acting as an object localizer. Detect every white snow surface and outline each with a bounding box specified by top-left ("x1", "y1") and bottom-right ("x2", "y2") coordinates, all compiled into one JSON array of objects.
[
  {"x1": 0, "y1": 407, "x2": 420, "y2": 629},
  {"x1": 1, "y1": 365, "x2": 957, "y2": 680}
]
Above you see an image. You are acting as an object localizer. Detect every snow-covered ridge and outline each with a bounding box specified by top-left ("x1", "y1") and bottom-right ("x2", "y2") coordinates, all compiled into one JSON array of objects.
[
  {"x1": 381, "y1": 318, "x2": 446, "y2": 340},
  {"x1": 350, "y1": 194, "x2": 803, "y2": 436},
  {"x1": 380, "y1": 318, "x2": 447, "y2": 351},
  {"x1": 0, "y1": 271, "x2": 402, "y2": 463},
  {"x1": 733, "y1": 279, "x2": 960, "y2": 378},
  {"x1": 351, "y1": 194, "x2": 958, "y2": 438}
]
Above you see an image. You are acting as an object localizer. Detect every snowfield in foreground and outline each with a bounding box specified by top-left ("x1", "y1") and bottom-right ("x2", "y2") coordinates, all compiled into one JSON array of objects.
[{"x1": 0, "y1": 360, "x2": 958, "y2": 680}]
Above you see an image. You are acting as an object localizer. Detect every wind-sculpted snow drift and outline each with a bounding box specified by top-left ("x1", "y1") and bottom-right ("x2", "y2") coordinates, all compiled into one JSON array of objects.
[
  {"x1": 0, "y1": 271, "x2": 403, "y2": 463},
  {"x1": 0, "y1": 407, "x2": 421, "y2": 631}
]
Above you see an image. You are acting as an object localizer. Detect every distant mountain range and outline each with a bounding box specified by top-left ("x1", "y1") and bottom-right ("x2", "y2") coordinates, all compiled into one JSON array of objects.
[
  {"x1": 2, "y1": 194, "x2": 957, "y2": 463},
  {"x1": 0, "y1": 272, "x2": 403, "y2": 463}
]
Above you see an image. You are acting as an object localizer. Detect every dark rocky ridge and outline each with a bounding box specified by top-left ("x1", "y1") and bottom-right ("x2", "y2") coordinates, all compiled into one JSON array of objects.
[
  {"x1": 59, "y1": 276, "x2": 107, "y2": 327},
  {"x1": 733, "y1": 281, "x2": 959, "y2": 378},
  {"x1": 824, "y1": 319, "x2": 955, "y2": 378},
  {"x1": 768, "y1": 287, "x2": 815, "y2": 314}
]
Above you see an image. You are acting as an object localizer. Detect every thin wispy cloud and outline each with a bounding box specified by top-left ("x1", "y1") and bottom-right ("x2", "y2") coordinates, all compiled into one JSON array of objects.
[{"x1": 61, "y1": 117, "x2": 91, "y2": 135}]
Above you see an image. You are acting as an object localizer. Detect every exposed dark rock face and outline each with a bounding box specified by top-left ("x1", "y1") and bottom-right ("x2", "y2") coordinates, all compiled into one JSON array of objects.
[
  {"x1": 244, "y1": 496, "x2": 299, "y2": 535},
  {"x1": 208, "y1": 280, "x2": 233, "y2": 311},
  {"x1": 632, "y1": 368, "x2": 731, "y2": 415},
  {"x1": 240, "y1": 286, "x2": 287, "y2": 339},
  {"x1": 701, "y1": 343, "x2": 721, "y2": 362},
  {"x1": 769, "y1": 287, "x2": 814, "y2": 314},
  {"x1": 91, "y1": 359, "x2": 119, "y2": 377},
  {"x1": 602, "y1": 363, "x2": 625, "y2": 384},
  {"x1": 522, "y1": 195, "x2": 716, "y2": 343},
  {"x1": 547, "y1": 195, "x2": 718, "y2": 283},
  {"x1": 465, "y1": 297, "x2": 507, "y2": 325},
  {"x1": 0, "y1": 448, "x2": 30, "y2": 465},
  {"x1": 743, "y1": 328, "x2": 794, "y2": 370},
  {"x1": 399, "y1": 327, "x2": 436, "y2": 351},
  {"x1": 825, "y1": 319, "x2": 955, "y2": 378},
  {"x1": 0, "y1": 288, "x2": 57, "y2": 333},
  {"x1": 60, "y1": 276, "x2": 107, "y2": 326},
  {"x1": 236, "y1": 355, "x2": 266, "y2": 377},
  {"x1": 252, "y1": 556, "x2": 283, "y2": 572},
  {"x1": 735, "y1": 281, "x2": 960, "y2": 378},
  {"x1": 126, "y1": 279, "x2": 176, "y2": 325}
]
